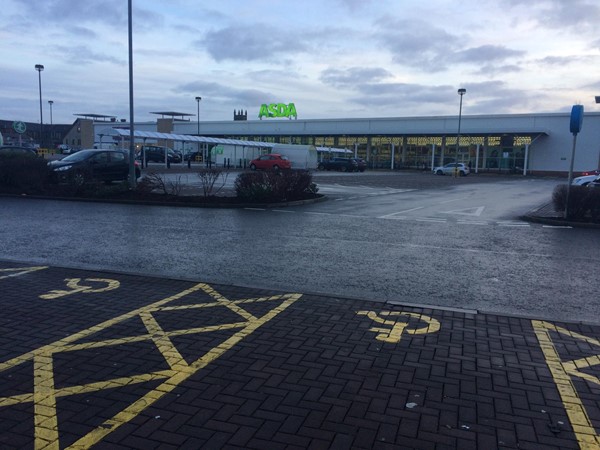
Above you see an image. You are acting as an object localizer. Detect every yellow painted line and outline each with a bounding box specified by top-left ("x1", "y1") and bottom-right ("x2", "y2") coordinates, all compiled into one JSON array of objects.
[
  {"x1": 0, "y1": 283, "x2": 207, "y2": 373},
  {"x1": 33, "y1": 352, "x2": 59, "y2": 450},
  {"x1": 201, "y1": 284, "x2": 257, "y2": 322},
  {"x1": 139, "y1": 312, "x2": 189, "y2": 371},
  {"x1": 532, "y1": 320, "x2": 600, "y2": 449},
  {"x1": 0, "y1": 281, "x2": 302, "y2": 449},
  {"x1": 0, "y1": 266, "x2": 48, "y2": 280},
  {"x1": 68, "y1": 294, "x2": 301, "y2": 449}
]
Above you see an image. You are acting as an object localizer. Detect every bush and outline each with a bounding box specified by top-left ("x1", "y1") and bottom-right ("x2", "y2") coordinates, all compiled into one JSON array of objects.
[
  {"x1": 552, "y1": 184, "x2": 600, "y2": 221},
  {"x1": 0, "y1": 153, "x2": 51, "y2": 193},
  {"x1": 234, "y1": 169, "x2": 317, "y2": 202}
]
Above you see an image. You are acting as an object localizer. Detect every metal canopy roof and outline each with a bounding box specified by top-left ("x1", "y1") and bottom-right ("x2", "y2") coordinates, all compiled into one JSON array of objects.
[{"x1": 109, "y1": 128, "x2": 274, "y2": 148}]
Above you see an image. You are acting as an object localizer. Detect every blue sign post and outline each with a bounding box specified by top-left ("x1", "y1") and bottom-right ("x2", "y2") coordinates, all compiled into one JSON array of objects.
[{"x1": 565, "y1": 105, "x2": 584, "y2": 219}]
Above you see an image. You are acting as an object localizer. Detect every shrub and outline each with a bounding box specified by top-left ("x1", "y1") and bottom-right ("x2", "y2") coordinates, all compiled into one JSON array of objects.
[
  {"x1": 234, "y1": 169, "x2": 316, "y2": 202},
  {"x1": 589, "y1": 188, "x2": 600, "y2": 222},
  {"x1": 197, "y1": 168, "x2": 229, "y2": 197},
  {"x1": 552, "y1": 184, "x2": 600, "y2": 221},
  {"x1": 0, "y1": 153, "x2": 51, "y2": 193}
]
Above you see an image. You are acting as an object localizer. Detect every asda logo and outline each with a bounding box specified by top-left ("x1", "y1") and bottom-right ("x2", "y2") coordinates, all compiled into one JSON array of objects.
[{"x1": 258, "y1": 103, "x2": 297, "y2": 120}]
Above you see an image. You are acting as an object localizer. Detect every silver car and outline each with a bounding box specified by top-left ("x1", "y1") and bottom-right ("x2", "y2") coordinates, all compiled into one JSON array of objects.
[
  {"x1": 433, "y1": 163, "x2": 470, "y2": 176},
  {"x1": 572, "y1": 174, "x2": 599, "y2": 186}
]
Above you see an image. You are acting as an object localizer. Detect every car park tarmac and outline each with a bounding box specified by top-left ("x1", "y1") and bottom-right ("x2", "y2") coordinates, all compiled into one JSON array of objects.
[{"x1": 1, "y1": 262, "x2": 599, "y2": 449}]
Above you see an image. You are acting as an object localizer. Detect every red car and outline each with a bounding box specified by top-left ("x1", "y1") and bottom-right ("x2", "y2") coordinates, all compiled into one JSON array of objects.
[
  {"x1": 580, "y1": 169, "x2": 600, "y2": 176},
  {"x1": 249, "y1": 153, "x2": 291, "y2": 171}
]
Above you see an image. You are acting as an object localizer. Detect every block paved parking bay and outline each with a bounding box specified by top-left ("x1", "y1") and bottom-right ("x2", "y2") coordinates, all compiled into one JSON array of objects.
[{"x1": 0, "y1": 262, "x2": 599, "y2": 449}]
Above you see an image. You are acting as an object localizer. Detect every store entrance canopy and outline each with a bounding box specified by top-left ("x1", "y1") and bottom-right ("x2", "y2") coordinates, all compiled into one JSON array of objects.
[{"x1": 108, "y1": 128, "x2": 275, "y2": 149}]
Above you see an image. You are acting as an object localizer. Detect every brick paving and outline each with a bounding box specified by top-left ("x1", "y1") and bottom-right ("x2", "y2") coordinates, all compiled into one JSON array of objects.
[{"x1": 0, "y1": 262, "x2": 599, "y2": 449}]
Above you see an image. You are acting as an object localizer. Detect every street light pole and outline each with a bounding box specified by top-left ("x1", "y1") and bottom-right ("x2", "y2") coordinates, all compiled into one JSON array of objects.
[
  {"x1": 35, "y1": 64, "x2": 44, "y2": 148},
  {"x1": 455, "y1": 88, "x2": 466, "y2": 177},
  {"x1": 195, "y1": 96, "x2": 202, "y2": 168},
  {"x1": 48, "y1": 100, "x2": 53, "y2": 149},
  {"x1": 596, "y1": 96, "x2": 600, "y2": 169}
]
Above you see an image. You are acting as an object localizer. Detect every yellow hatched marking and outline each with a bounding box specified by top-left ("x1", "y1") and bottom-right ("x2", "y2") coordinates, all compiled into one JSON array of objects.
[
  {"x1": 0, "y1": 266, "x2": 48, "y2": 280},
  {"x1": 33, "y1": 352, "x2": 59, "y2": 450},
  {"x1": 201, "y1": 284, "x2": 258, "y2": 321},
  {"x1": 532, "y1": 320, "x2": 600, "y2": 449},
  {"x1": 0, "y1": 282, "x2": 301, "y2": 449}
]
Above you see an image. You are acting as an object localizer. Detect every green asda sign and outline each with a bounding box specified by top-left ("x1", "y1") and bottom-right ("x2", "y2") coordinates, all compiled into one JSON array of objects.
[{"x1": 258, "y1": 103, "x2": 297, "y2": 120}]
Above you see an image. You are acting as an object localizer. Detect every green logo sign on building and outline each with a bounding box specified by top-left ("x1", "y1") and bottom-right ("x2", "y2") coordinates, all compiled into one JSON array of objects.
[
  {"x1": 258, "y1": 103, "x2": 297, "y2": 120},
  {"x1": 13, "y1": 121, "x2": 26, "y2": 134}
]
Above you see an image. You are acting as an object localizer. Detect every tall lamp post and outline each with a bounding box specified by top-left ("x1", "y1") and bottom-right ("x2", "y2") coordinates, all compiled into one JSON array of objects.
[
  {"x1": 35, "y1": 64, "x2": 44, "y2": 148},
  {"x1": 596, "y1": 96, "x2": 600, "y2": 169},
  {"x1": 455, "y1": 88, "x2": 466, "y2": 177},
  {"x1": 48, "y1": 100, "x2": 53, "y2": 149},
  {"x1": 195, "y1": 96, "x2": 201, "y2": 169}
]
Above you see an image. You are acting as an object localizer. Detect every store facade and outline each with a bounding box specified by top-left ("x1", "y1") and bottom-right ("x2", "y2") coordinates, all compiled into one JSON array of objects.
[{"x1": 95, "y1": 112, "x2": 600, "y2": 175}]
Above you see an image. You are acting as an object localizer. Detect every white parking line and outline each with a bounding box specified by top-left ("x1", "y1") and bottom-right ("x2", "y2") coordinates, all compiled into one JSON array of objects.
[
  {"x1": 416, "y1": 218, "x2": 447, "y2": 223},
  {"x1": 272, "y1": 209, "x2": 295, "y2": 213},
  {"x1": 458, "y1": 221, "x2": 488, "y2": 225},
  {"x1": 378, "y1": 207, "x2": 424, "y2": 218},
  {"x1": 542, "y1": 225, "x2": 573, "y2": 229}
]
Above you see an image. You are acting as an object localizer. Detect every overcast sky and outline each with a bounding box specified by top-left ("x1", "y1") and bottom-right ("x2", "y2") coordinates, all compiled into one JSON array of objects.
[{"x1": 2, "y1": 0, "x2": 600, "y2": 125}]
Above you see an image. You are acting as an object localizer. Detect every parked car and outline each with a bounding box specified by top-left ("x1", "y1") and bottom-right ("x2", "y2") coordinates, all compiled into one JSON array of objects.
[
  {"x1": 433, "y1": 163, "x2": 470, "y2": 176},
  {"x1": 48, "y1": 149, "x2": 141, "y2": 185},
  {"x1": 318, "y1": 157, "x2": 359, "y2": 172},
  {"x1": 0, "y1": 145, "x2": 37, "y2": 156},
  {"x1": 139, "y1": 145, "x2": 182, "y2": 163},
  {"x1": 58, "y1": 144, "x2": 72, "y2": 154},
  {"x1": 184, "y1": 151, "x2": 203, "y2": 162},
  {"x1": 588, "y1": 176, "x2": 600, "y2": 188},
  {"x1": 580, "y1": 169, "x2": 600, "y2": 177},
  {"x1": 351, "y1": 157, "x2": 367, "y2": 172},
  {"x1": 572, "y1": 174, "x2": 599, "y2": 186},
  {"x1": 249, "y1": 154, "x2": 291, "y2": 171}
]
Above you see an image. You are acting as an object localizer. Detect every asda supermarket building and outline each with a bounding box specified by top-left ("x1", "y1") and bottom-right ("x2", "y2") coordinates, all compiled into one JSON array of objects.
[{"x1": 91, "y1": 111, "x2": 600, "y2": 175}]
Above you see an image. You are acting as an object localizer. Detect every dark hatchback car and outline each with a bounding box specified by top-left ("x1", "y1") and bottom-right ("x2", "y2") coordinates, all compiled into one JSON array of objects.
[
  {"x1": 0, "y1": 145, "x2": 38, "y2": 155},
  {"x1": 351, "y1": 157, "x2": 367, "y2": 172},
  {"x1": 139, "y1": 145, "x2": 182, "y2": 163},
  {"x1": 318, "y1": 157, "x2": 359, "y2": 172},
  {"x1": 48, "y1": 149, "x2": 140, "y2": 185}
]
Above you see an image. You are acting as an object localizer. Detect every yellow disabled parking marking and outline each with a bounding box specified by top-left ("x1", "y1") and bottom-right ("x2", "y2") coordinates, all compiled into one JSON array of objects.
[
  {"x1": 40, "y1": 277, "x2": 120, "y2": 300},
  {"x1": 356, "y1": 310, "x2": 440, "y2": 343},
  {"x1": 0, "y1": 282, "x2": 302, "y2": 449},
  {"x1": 532, "y1": 320, "x2": 600, "y2": 449}
]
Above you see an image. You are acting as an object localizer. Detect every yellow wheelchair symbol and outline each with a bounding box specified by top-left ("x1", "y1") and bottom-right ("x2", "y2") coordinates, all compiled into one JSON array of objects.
[
  {"x1": 40, "y1": 278, "x2": 120, "y2": 300},
  {"x1": 356, "y1": 310, "x2": 440, "y2": 343}
]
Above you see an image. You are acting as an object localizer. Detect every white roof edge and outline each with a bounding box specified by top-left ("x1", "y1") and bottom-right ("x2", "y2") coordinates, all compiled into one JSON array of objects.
[{"x1": 109, "y1": 128, "x2": 274, "y2": 148}]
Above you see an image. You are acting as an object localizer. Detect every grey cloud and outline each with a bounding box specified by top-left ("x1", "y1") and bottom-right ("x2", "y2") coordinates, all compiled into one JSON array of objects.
[
  {"x1": 197, "y1": 24, "x2": 308, "y2": 62},
  {"x1": 454, "y1": 45, "x2": 525, "y2": 64},
  {"x1": 473, "y1": 64, "x2": 523, "y2": 77},
  {"x1": 320, "y1": 67, "x2": 393, "y2": 87},
  {"x1": 175, "y1": 81, "x2": 272, "y2": 105},
  {"x1": 9, "y1": 0, "x2": 161, "y2": 31},
  {"x1": 54, "y1": 45, "x2": 125, "y2": 65},
  {"x1": 374, "y1": 18, "x2": 460, "y2": 71},
  {"x1": 507, "y1": 0, "x2": 600, "y2": 31}
]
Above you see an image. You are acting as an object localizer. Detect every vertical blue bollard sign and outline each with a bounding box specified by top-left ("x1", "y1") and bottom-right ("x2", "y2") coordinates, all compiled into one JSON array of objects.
[
  {"x1": 570, "y1": 105, "x2": 584, "y2": 134},
  {"x1": 565, "y1": 105, "x2": 584, "y2": 219}
]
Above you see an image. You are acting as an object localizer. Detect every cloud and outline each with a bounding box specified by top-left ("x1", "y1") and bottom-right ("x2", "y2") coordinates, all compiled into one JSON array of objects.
[
  {"x1": 197, "y1": 24, "x2": 309, "y2": 62},
  {"x1": 53, "y1": 45, "x2": 125, "y2": 65},
  {"x1": 454, "y1": 45, "x2": 525, "y2": 64},
  {"x1": 175, "y1": 80, "x2": 272, "y2": 105},
  {"x1": 507, "y1": 0, "x2": 600, "y2": 31},
  {"x1": 320, "y1": 67, "x2": 392, "y2": 87},
  {"x1": 373, "y1": 18, "x2": 460, "y2": 71}
]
